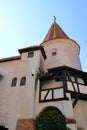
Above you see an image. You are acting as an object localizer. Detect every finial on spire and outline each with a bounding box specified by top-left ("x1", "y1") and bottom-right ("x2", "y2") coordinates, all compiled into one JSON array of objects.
[{"x1": 53, "y1": 16, "x2": 56, "y2": 22}]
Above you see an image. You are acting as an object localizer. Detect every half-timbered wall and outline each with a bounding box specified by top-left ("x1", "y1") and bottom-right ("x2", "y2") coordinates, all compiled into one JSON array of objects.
[{"x1": 39, "y1": 79, "x2": 64, "y2": 102}]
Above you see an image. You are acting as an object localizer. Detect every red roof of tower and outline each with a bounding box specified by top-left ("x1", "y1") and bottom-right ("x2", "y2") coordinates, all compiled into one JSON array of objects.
[{"x1": 43, "y1": 21, "x2": 69, "y2": 43}]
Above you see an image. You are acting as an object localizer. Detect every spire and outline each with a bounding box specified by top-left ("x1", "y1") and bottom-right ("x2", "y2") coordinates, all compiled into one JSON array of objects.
[
  {"x1": 43, "y1": 18, "x2": 69, "y2": 43},
  {"x1": 53, "y1": 16, "x2": 56, "y2": 22}
]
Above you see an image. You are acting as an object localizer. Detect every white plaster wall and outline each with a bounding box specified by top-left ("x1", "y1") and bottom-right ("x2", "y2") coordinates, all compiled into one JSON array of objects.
[
  {"x1": 42, "y1": 80, "x2": 63, "y2": 89},
  {"x1": 0, "y1": 50, "x2": 45, "y2": 130},
  {"x1": 67, "y1": 124, "x2": 77, "y2": 130},
  {"x1": 74, "y1": 100, "x2": 87, "y2": 130},
  {"x1": 0, "y1": 60, "x2": 21, "y2": 130},
  {"x1": 42, "y1": 39, "x2": 82, "y2": 70}
]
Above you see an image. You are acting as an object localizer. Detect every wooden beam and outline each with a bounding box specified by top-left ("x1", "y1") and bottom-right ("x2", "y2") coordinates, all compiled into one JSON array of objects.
[{"x1": 73, "y1": 74, "x2": 80, "y2": 108}]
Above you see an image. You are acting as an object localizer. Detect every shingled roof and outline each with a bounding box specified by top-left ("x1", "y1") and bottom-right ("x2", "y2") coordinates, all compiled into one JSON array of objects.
[{"x1": 43, "y1": 21, "x2": 69, "y2": 43}]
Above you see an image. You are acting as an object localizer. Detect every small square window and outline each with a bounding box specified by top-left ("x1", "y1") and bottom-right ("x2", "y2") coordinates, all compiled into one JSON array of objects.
[
  {"x1": 51, "y1": 49, "x2": 57, "y2": 56},
  {"x1": 52, "y1": 51, "x2": 57, "y2": 56},
  {"x1": 28, "y1": 52, "x2": 34, "y2": 58}
]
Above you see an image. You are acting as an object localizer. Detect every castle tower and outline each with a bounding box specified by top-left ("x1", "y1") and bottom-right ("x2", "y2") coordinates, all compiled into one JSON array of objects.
[
  {"x1": 35, "y1": 20, "x2": 87, "y2": 130},
  {"x1": 41, "y1": 20, "x2": 82, "y2": 71}
]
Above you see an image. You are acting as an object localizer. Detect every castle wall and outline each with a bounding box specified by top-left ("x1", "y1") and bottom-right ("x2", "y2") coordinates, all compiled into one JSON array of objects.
[
  {"x1": 0, "y1": 21, "x2": 86, "y2": 130},
  {"x1": 0, "y1": 50, "x2": 45, "y2": 130},
  {"x1": 74, "y1": 100, "x2": 87, "y2": 130}
]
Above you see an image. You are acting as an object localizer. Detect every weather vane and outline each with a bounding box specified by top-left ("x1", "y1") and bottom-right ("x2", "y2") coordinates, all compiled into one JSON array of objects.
[{"x1": 53, "y1": 16, "x2": 56, "y2": 22}]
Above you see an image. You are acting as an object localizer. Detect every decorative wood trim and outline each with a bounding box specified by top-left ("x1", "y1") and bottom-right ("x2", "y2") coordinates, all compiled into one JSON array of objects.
[
  {"x1": 48, "y1": 66, "x2": 87, "y2": 76},
  {"x1": 52, "y1": 89, "x2": 54, "y2": 99},
  {"x1": 70, "y1": 91, "x2": 87, "y2": 101},
  {"x1": 72, "y1": 74, "x2": 80, "y2": 108},
  {"x1": 43, "y1": 90, "x2": 50, "y2": 100},
  {"x1": 62, "y1": 70, "x2": 67, "y2": 98},
  {"x1": 65, "y1": 70, "x2": 81, "y2": 108},
  {"x1": 66, "y1": 71, "x2": 77, "y2": 92},
  {"x1": 41, "y1": 86, "x2": 63, "y2": 91},
  {"x1": 39, "y1": 67, "x2": 87, "y2": 104},
  {"x1": 39, "y1": 86, "x2": 65, "y2": 102},
  {"x1": 39, "y1": 97, "x2": 69, "y2": 103}
]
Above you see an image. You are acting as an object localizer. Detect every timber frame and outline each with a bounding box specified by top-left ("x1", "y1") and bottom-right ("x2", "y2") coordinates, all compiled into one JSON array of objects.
[{"x1": 39, "y1": 66, "x2": 87, "y2": 108}]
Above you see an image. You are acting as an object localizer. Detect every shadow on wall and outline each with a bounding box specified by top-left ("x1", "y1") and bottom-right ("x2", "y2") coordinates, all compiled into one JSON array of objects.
[
  {"x1": 0, "y1": 74, "x2": 3, "y2": 80},
  {"x1": 0, "y1": 125, "x2": 9, "y2": 130},
  {"x1": 77, "y1": 128, "x2": 84, "y2": 130}
]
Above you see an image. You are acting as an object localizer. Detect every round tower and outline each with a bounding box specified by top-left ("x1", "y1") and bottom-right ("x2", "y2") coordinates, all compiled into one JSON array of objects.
[{"x1": 41, "y1": 21, "x2": 82, "y2": 70}]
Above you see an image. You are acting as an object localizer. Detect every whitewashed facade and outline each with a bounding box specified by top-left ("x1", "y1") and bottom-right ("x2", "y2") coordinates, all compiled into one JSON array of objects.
[{"x1": 0, "y1": 21, "x2": 87, "y2": 130}]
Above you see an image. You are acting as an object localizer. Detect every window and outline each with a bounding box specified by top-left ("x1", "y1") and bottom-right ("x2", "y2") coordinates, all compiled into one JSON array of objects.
[
  {"x1": 52, "y1": 51, "x2": 57, "y2": 56},
  {"x1": 20, "y1": 77, "x2": 26, "y2": 86},
  {"x1": 28, "y1": 52, "x2": 34, "y2": 58},
  {"x1": 51, "y1": 49, "x2": 57, "y2": 56},
  {"x1": 11, "y1": 77, "x2": 17, "y2": 87}
]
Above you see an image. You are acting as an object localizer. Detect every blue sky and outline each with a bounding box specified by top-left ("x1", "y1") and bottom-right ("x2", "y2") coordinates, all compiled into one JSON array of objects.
[{"x1": 0, "y1": 0, "x2": 87, "y2": 71}]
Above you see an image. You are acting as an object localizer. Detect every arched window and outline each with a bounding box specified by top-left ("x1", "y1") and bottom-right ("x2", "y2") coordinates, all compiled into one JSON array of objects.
[
  {"x1": 20, "y1": 77, "x2": 26, "y2": 86},
  {"x1": 11, "y1": 77, "x2": 17, "y2": 87}
]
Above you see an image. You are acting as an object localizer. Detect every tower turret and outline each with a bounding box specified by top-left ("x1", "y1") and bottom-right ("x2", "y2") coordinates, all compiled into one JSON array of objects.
[
  {"x1": 41, "y1": 20, "x2": 82, "y2": 70},
  {"x1": 36, "y1": 20, "x2": 87, "y2": 130}
]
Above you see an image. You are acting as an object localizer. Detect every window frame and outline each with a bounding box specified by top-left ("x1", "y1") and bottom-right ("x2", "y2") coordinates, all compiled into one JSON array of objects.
[
  {"x1": 11, "y1": 77, "x2": 17, "y2": 87},
  {"x1": 20, "y1": 77, "x2": 26, "y2": 86},
  {"x1": 51, "y1": 49, "x2": 57, "y2": 56},
  {"x1": 28, "y1": 51, "x2": 34, "y2": 58}
]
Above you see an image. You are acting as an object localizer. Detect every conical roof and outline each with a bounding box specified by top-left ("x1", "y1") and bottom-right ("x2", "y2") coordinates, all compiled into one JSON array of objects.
[{"x1": 43, "y1": 21, "x2": 69, "y2": 43}]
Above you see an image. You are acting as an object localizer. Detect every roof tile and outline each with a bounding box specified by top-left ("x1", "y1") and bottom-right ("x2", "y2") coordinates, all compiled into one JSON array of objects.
[{"x1": 43, "y1": 21, "x2": 69, "y2": 42}]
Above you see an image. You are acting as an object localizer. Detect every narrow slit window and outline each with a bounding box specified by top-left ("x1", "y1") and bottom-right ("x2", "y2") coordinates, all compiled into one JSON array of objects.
[
  {"x1": 20, "y1": 77, "x2": 26, "y2": 86},
  {"x1": 11, "y1": 77, "x2": 17, "y2": 87}
]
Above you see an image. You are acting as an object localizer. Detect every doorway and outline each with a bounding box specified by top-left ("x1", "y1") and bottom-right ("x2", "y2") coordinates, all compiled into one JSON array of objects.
[{"x1": 35, "y1": 106, "x2": 67, "y2": 130}]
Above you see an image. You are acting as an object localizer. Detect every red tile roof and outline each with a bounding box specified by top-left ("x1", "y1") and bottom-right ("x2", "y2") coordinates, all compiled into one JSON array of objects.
[
  {"x1": 43, "y1": 21, "x2": 69, "y2": 43},
  {"x1": 0, "y1": 56, "x2": 21, "y2": 63}
]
